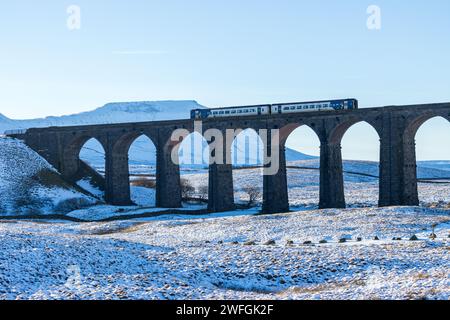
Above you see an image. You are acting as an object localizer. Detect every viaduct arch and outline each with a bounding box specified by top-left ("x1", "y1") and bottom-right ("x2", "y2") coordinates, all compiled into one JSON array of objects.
[{"x1": 8, "y1": 102, "x2": 450, "y2": 214}]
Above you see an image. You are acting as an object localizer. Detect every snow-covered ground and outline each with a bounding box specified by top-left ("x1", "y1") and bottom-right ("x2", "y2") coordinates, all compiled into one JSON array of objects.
[
  {"x1": 1, "y1": 136, "x2": 449, "y2": 300},
  {"x1": 0, "y1": 137, "x2": 97, "y2": 216},
  {"x1": 0, "y1": 207, "x2": 448, "y2": 300}
]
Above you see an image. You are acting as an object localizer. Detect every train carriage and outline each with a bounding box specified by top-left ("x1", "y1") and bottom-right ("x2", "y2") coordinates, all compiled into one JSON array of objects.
[
  {"x1": 272, "y1": 99, "x2": 358, "y2": 114},
  {"x1": 191, "y1": 104, "x2": 271, "y2": 119},
  {"x1": 191, "y1": 99, "x2": 358, "y2": 119}
]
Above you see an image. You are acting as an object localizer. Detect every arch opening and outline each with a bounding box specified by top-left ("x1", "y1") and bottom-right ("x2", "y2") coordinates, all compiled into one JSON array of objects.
[
  {"x1": 340, "y1": 121, "x2": 380, "y2": 207},
  {"x1": 414, "y1": 116, "x2": 450, "y2": 207},
  {"x1": 77, "y1": 137, "x2": 106, "y2": 200},
  {"x1": 177, "y1": 131, "x2": 210, "y2": 207},
  {"x1": 231, "y1": 129, "x2": 264, "y2": 209},
  {"x1": 284, "y1": 125, "x2": 321, "y2": 210},
  {"x1": 127, "y1": 135, "x2": 157, "y2": 207}
]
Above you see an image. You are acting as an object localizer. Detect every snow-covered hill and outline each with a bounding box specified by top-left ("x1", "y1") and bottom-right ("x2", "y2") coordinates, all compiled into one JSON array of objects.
[
  {"x1": 0, "y1": 137, "x2": 97, "y2": 216},
  {"x1": 0, "y1": 101, "x2": 204, "y2": 132}
]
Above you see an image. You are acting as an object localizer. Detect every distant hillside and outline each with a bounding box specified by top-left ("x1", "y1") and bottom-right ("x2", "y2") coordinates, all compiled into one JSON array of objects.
[
  {"x1": 289, "y1": 159, "x2": 450, "y2": 180},
  {"x1": 0, "y1": 101, "x2": 205, "y2": 132}
]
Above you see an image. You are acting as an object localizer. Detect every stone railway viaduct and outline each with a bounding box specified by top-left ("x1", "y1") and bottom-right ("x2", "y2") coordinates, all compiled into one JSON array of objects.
[{"x1": 7, "y1": 102, "x2": 450, "y2": 214}]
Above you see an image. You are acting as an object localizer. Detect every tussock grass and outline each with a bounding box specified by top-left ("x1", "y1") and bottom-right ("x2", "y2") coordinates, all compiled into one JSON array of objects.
[{"x1": 131, "y1": 178, "x2": 156, "y2": 189}]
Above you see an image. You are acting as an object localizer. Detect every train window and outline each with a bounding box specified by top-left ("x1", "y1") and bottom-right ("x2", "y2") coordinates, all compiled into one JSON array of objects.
[
  {"x1": 231, "y1": 110, "x2": 236, "y2": 114},
  {"x1": 219, "y1": 111, "x2": 224, "y2": 114},
  {"x1": 284, "y1": 107, "x2": 289, "y2": 111},
  {"x1": 225, "y1": 111, "x2": 230, "y2": 114}
]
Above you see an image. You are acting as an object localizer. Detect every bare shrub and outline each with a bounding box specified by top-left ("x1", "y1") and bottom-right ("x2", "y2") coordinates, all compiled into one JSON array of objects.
[
  {"x1": 242, "y1": 185, "x2": 262, "y2": 208},
  {"x1": 197, "y1": 185, "x2": 209, "y2": 201},
  {"x1": 181, "y1": 178, "x2": 196, "y2": 199}
]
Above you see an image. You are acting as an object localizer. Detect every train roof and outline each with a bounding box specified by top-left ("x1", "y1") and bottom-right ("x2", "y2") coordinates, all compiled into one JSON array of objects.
[
  {"x1": 273, "y1": 98, "x2": 357, "y2": 106},
  {"x1": 193, "y1": 104, "x2": 271, "y2": 111},
  {"x1": 192, "y1": 98, "x2": 357, "y2": 111}
]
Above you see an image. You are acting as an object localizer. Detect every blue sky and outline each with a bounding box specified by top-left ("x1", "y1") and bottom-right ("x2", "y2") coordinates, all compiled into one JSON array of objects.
[{"x1": 1, "y1": 1, "x2": 449, "y2": 160}]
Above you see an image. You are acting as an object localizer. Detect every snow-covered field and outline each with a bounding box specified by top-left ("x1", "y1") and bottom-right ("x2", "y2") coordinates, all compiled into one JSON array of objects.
[
  {"x1": 1, "y1": 136, "x2": 449, "y2": 300},
  {"x1": 0, "y1": 207, "x2": 448, "y2": 300}
]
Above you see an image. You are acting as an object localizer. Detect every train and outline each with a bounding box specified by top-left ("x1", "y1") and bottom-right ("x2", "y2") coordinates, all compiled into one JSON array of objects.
[{"x1": 190, "y1": 98, "x2": 358, "y2": 119}]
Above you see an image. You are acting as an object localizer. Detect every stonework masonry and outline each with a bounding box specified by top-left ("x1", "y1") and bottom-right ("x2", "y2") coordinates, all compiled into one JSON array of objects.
[{"x1": 8, "y1": 102, "x2": 450, "y2": 213}]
